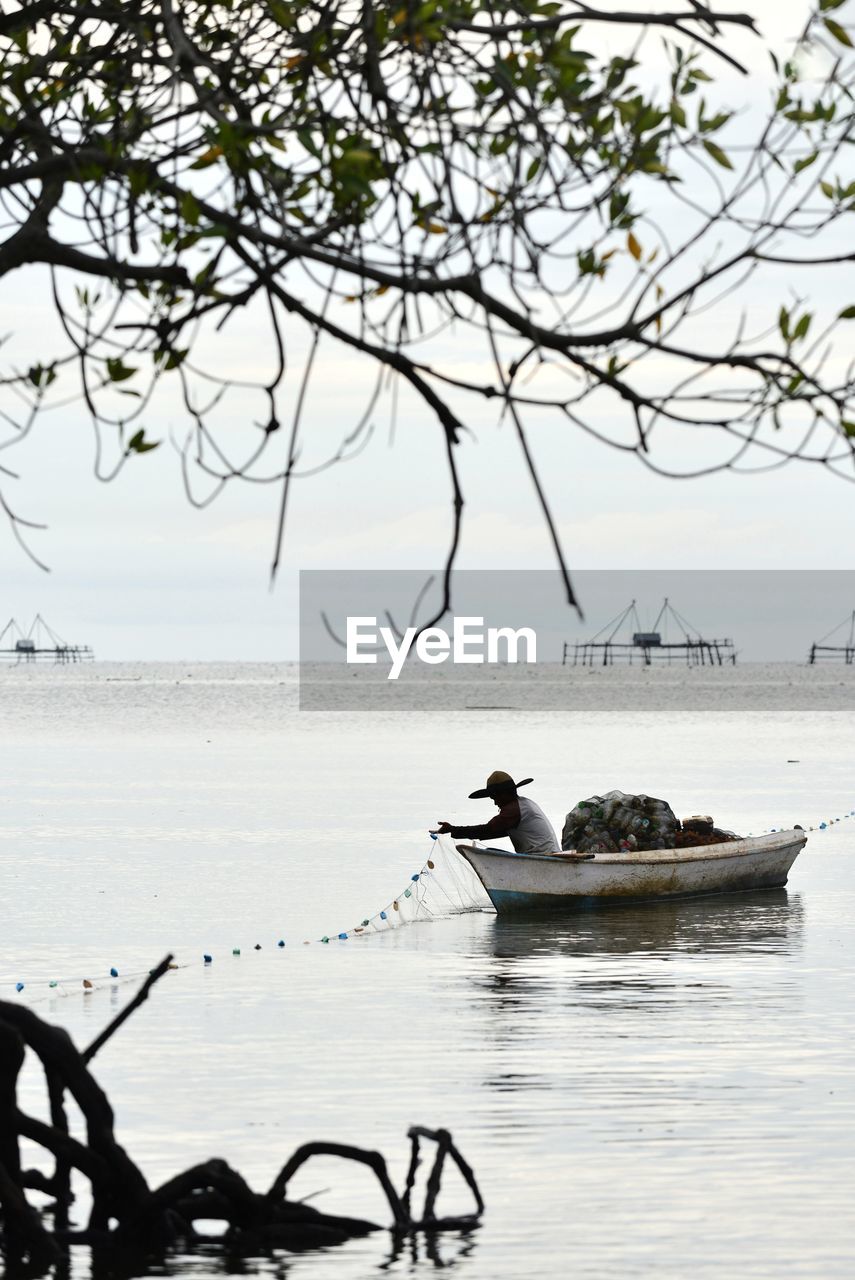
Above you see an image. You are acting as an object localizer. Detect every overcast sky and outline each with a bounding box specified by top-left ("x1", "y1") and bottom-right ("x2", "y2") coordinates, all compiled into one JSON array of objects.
[{"x1": 2, "y1": 0, "x2": 853, "y2": 662}]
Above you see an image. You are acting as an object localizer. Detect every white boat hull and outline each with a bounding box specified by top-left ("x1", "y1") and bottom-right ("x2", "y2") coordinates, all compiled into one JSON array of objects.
[{"x1": 455, "y1": 830, "x2": 806, "y2": 914}]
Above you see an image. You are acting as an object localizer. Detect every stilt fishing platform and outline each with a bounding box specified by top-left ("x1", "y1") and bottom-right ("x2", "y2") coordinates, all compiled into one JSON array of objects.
[
  {"x1": 0, "y1": 615, "x2": 94, "y2": 663},
  {"x1": 563, "y1": 598, "x2": 737, "y2": 667},
  {"x1": 808, "y1": 610, "x2": 855, "y2": 664}
]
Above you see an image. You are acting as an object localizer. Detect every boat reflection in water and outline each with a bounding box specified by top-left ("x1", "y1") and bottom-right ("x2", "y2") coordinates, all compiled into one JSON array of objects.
[
  {"x1": 465, "y1": 889, "x2": 806, "y2": 1103},
  {"x1": 483, "y1": 886, "x2": 805, "y2": 963}
]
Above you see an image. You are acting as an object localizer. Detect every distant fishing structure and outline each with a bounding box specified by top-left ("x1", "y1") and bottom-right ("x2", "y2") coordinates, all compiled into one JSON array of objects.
[
  {"x1": 808, "y1": 610, "x2": 855, "y2": 664},
  {"x1": 563, "y1": 598, "x2": 737, "y2": 667},
  {"x1": 0, "y1": 615, "x2": 94, "y2": 663}
]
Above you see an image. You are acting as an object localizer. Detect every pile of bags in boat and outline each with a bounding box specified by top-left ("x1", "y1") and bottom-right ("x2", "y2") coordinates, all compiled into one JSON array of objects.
[{"x1": 560, "y1": 791, "x2": 737, "y2": 854}]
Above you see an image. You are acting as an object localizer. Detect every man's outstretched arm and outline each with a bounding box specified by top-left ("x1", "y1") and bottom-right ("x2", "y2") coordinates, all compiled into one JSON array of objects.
[{"x1": 434, "y1": 799, "x2": 520, "y2": 841}]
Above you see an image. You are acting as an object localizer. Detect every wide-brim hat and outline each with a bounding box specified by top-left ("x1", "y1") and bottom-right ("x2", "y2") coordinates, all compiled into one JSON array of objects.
[{"x1": 469, "y1": 770, "x2": 534, "y2": 799}]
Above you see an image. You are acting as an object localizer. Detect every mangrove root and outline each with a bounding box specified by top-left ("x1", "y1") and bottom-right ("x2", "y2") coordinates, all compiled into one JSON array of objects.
[{"x1": 0, "y1": 958, "x2": 483, "y2": 1275}]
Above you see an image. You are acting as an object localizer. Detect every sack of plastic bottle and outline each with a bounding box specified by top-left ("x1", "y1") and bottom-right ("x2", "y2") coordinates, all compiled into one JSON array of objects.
[{"x1": 562, "y1": 789, "x2": 678, "y2": 853}]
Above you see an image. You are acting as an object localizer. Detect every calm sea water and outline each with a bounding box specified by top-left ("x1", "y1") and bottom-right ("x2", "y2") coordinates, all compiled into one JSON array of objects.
[{"x1": 2, "y1": 663, "x2": 855, "y2": 1278}]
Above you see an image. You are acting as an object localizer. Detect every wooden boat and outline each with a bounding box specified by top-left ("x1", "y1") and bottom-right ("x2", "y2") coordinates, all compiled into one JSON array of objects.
[{"x1": 455, "y1": 829, "x2": 807, "y2": 915}]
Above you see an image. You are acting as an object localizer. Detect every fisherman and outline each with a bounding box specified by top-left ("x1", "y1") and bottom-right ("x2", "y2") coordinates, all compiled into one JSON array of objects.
[{"x1": 433, "y1": 771, "x2": 559, "y2": 854}]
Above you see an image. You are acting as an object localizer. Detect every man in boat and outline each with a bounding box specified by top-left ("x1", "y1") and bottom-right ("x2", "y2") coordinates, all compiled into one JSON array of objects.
[{"x1": 433, "y1": 771, "x2": 559, "y2": 854}]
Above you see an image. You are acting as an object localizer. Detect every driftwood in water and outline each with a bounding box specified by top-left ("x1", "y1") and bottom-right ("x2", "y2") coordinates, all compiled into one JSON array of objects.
[{"x1": 0, "y1": 957, "x2": 483, "y2": 1275}]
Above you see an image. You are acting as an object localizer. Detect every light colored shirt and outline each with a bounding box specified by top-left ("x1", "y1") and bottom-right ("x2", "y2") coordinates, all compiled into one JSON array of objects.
[{"x1": 508, "y1": 797, "x2": 559, "y2": 854}]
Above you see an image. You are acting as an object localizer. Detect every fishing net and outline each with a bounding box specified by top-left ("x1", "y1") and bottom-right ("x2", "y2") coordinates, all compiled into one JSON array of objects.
[{"x1": 321, "y1": 836, "x2": 492, "y2": 942}]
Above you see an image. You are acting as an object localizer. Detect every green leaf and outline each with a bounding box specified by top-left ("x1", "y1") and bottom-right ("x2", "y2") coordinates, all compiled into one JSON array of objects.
[
  {"x1": 824, "y1": 17, "x2": 853, "y2": 46},
  {"x1": 189, "y1": 144, "x2": 223, "y2": 170},
  {"x1": 106, "y1": 357, "x2": 137, "y2": 383},
  {"x1": 793, "y1": 313, "x2": 812, "y2": 341},
  {"x1": 268, "y1": 0, "x2": 297, "y2": 28},
  {"x1": 163, "y1": 348, "x2": 189, "y2": 370},
  {"x1": 297, "y1": 128, "x2": 322, "y2": 159},
  {"x1": 577, "y1": 248, "x2": 593, "y2": 274},
  {"x1": 180, "y1": 191, "x2": 200, "y2": 225},
  {"x1": 793, "y1": 152, "x2": 817, "y2": 175},
  {"x1": 820, "y1": 180, "x2": 835, "y2": 199},
  {"x1": 126, "y1": 429, "x2": 160, "y2": 454},
  {"x1": 842, "y1": 421, "x2": 855, "y2": 437},
  {"x1": 699, "y1": 111, "x2": 732, "y2": 135},
  {"x1": 838, "y1": 306, "x2": 855, "y2": 319},
  {"x1": 702, "y1": 139, "x2": 733, "y2": 170},
  {"x1": 627, "y1": 230, "x2": 642, "y2": 261},
  {"x1": 27, "y1": 364, "x2": 56, "y2": 389},
  {"x1": 779, "y1": 306, "x2": 790, "y2": 341}
]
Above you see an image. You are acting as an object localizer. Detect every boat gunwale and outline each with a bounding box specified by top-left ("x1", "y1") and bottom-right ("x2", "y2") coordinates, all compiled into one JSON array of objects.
[{"x1": 455, "y1": 829, "x2": 806, "y2": 869}]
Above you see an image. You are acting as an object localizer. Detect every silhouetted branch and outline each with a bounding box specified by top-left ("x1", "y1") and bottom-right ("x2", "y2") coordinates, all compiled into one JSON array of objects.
[
  {"x1": 83, "y1": 954, "x2": 174, "y2": 1064},
  {"x1": 0, "y1": 992, "x2": 484, "y2": 1275},
  {"x1": 0, "y1": 0, "x2": 853, "y2": 610}
]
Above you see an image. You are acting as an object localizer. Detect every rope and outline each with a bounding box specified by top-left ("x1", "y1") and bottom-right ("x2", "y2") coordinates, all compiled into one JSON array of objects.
[{"x1": 3, "y1": 961, "x2": 191, "y2": 1006}]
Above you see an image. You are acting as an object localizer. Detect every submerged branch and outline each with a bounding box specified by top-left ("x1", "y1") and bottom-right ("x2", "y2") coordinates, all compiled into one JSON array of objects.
[{"x1": 0, "y1": 987, "x2": 484, "y2": 1275}]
